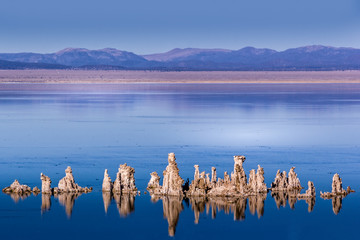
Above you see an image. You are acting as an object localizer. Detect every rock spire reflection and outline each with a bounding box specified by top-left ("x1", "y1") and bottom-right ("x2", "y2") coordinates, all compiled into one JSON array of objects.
[{"x1": 102, "y1": 192, "x2": 136, "y2": 217}]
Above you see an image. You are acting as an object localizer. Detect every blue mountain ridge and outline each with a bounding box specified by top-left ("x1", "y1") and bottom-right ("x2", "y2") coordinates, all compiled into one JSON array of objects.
[{"x1": 1, "y1": 45, "x2": 360, "y2": 70}]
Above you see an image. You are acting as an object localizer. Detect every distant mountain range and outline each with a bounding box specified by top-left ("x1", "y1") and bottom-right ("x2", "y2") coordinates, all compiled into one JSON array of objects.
[{"x1": 1, "y1": 45, "x2": 360, "y2": 70}]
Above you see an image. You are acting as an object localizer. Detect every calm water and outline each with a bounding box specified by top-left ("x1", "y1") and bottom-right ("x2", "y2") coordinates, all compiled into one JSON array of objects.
[{"x1": 0, "y1": 83, "x2": 359, "y2": 239}]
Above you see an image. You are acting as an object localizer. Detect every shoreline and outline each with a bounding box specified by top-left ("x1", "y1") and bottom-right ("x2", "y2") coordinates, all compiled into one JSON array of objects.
[
  {"x1": 1, "y1": 83, "x2": 360, "y2": 94},
  {"x1": 1, "y1": 69, "x2": 360, "y2": 84}
]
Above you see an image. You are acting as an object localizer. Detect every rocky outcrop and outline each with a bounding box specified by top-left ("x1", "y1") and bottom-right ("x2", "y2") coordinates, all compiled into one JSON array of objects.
[
  {"x1": 2, "y1": 180, "x2": 44, "y2": 203},
  {"x1": 1, "y1": 168, "x2": 90, "y2": 217},
  {"x1": 147, "y1": 153, "x2": 184, "y2": 196},
  {"x1": 320, "y1": 173, "x2": 354, "y2": 198},
  {"x1": 270, "y1": 167, "x2": 302, "y2": 191},
  {"x1": 101, "y1": 166, "x2": 137, "y2": 216},
  {"x1": 270, "y1": 170, "x2": 288, "y2": 191},
  {"x1": 320, "y1": 173, "x2": 354, "y2": 214},
  {"x1": 2, "y1": 153, "x2": 357, "y2": 222},
  {"x1": 298, "y1": 181, "x2": 316, "y2": 198},
  {"x1": 113, "y1": 164, "x2": 137, "y2": 194},
  {"x1": 270, "y1": 169, "x2": 314, "y2": 212},
  {"x1": 231, "y1": 155, "x2": 248, "y2": 193},
  {"x1": 296, "y1": 181, "x2": 316, "y2": 212},
  {"x1": 288, "y1": 167, "x2": 302, "y2": 190},
  {"x1": 3, "y1": 169, "x2": 92, "y2": 197},
  {"x1": 248, "y1": 165, "x2": 267, "y2": 193},
  {"x1": 32, "y1": 187, "x2": 41, "y2": 195},
  {"x1": 162, "y1": 153, "x2": 184, "y2": 196},
  {"x1": 187, "y1": 156, "x2": 267, "y2": 197},
  {"x1": 101, "y1": 165, "x2": 137, "y2": 216},
  {"x1": 211, "y1": 167, "x2": 217, "y2": 187},
  {"x1": 187, "y1": 165, "x2": 209, "y2": 197},
  {"x1": 2, "y1": 180, "x2": 32, "y2": 194},
  {"x1": 102, "y1": 164, "x2": 137, "y2": 194},
  {"x1": 102, "y1": 169, "x2": 113, "y2": 192},
  {"x1": 331, "y1": 174, "x2": 345, "y2": 194},
  {"x1": 40, "y1": 173, "x2": 52, "y2": 194},
  {"x1": 57, "y1": 166, "x2": 92, "y2": 193},
  {"x1": 147, "y1": 172, "x2": 161, "y2": 194}
]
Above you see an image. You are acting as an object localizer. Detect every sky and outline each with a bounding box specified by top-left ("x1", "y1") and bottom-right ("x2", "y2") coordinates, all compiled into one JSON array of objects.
[{"x1": 0, "y1": 0, "x2": 359, "y2": 54}]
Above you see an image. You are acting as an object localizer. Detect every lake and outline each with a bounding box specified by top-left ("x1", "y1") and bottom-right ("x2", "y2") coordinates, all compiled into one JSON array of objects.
[{"x1": 0, "y1": 83, "x2": 359, "y2": 239}]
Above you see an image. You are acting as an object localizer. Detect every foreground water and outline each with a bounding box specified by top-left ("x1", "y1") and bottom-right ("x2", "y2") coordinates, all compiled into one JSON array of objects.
[{"x1": 0, "y1": 83, "x2": 359, "y2": 239}]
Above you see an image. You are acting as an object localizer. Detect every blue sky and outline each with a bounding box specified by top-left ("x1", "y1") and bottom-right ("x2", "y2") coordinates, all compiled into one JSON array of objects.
[{"x1": 0, "y1": 0, "x2": 359, "y2": 54}]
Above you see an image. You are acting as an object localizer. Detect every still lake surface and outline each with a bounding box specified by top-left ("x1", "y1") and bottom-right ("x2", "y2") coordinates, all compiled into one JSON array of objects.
[{"x1": 0, "y1": 83, "x2": 359, "y2": 239}]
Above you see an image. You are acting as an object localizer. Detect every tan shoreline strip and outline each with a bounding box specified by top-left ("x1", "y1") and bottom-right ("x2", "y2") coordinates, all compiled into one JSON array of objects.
[{"x1": 1, "y1": 70, "x2": 360, "y2": 84}]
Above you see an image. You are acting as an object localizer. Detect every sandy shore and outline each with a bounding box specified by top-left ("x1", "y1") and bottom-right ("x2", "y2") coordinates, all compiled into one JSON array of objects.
[{"x1": 1, "y1": 70, "x2": 360, "y2": 84}]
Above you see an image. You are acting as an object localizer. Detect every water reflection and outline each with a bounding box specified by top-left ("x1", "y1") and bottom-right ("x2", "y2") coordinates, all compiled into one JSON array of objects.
[
  {"x1": 149, "y1": 194, "x2": 266, "y2": 236},
  {"x1": 102, "y1": 192, "x2": 111, "y2": 213},
  {"x1": 2, "y1": 191, "x2": 348, "y2": 236},
  {"x1": 41, "y1": 194, "x2": 51, "y2": 213},
  {"x1": 189, "y1": 195, "x2": 266, "y2": 222},
  {"x1": 4, "y1": 192, "x2": 31, "y2": 203},
  {"x1": 114, "y1": 194, "x2": 135, "y2": 217},
  {"x1": 331, "y1": 197, "x2": 343, "y2": 215},
  {"x1": 305, "y1": 197, "x2": 316, "y2": 212},
  {"x1": 208, "y1": 197, "x2": 248, "y2": 221},
  {"x1": 163, "y1": 196, "x2": 183, "y2": 236},
  {"x1": 321, "y1": 196, "x2": 344, "y2": 215},
  {"x1": 55, "y1": 193, "x2": 82, "y2": 218},
  {"x1": 151, "y1": 195, "x2": 184, "y2": 237},
  {"x1": 2, "y1": 191, "x2": 85, "y2": 217},
  {"x1": 271, "y1": 191, "x2": 315, "y2": 212},
  {"x1": 189, "y1": 197, "x2": 207, "y2": 223},
  {"x1": 248, "y1": 194, "x2": 266, "y2": 218},
  {"x1": 178, "y1": 192, "x2": 318, "y2": 236},
  {"x1": 102, "y1": 192, "x2": 135, "y2": 217}
]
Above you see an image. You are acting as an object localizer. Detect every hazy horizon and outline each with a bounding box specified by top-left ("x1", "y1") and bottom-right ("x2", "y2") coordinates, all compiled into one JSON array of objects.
[{"x1": 1, "y1": 0, "x2": 359, "y2": 54}]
